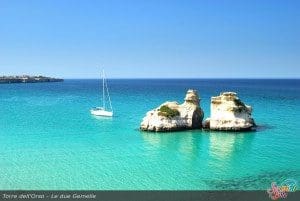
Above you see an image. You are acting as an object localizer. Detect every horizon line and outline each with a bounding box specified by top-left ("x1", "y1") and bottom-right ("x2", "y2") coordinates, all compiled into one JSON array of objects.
[
  {"x1": 2, "y1": 75, "x2": 300, "y2": 79},
  {"x1": 61, "y1": 77, "x2": 300, "y2": 79}
]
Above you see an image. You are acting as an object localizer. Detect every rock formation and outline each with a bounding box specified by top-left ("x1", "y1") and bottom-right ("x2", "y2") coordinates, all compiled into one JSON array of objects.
[
  {"x1": 203, "y1": 92, "x2": 255, "y2": 131},
  {"x1": 140, "y1": 89, "x2": 204, "y2": 132}
]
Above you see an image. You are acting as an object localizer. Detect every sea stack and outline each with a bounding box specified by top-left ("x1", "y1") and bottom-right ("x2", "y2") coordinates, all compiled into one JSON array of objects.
[
  {"x1": 203, "y1": 92, "x2": 255, "y2": 131},
  {"x1": 140, "y1": 89, "x2": 204, "y2": 132}
]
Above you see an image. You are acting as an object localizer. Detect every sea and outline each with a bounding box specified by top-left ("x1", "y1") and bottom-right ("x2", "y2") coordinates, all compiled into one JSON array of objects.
[{"x1": 0, "y1": 79, "x2": 299, "y2": 190}]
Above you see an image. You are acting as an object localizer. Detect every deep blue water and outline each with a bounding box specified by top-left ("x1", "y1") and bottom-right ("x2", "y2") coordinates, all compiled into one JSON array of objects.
[{"x1": 0, "y1": 79, "x2": 299, "y2": 190}]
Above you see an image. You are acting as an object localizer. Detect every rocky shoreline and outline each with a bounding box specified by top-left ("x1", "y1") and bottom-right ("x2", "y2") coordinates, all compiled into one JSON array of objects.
[
  {"x1": 0, "y1": 75, "x2": 63, "y2": 84},
  {"x1": 140, "y1": 90, "x2": 256, "y2": 132}
]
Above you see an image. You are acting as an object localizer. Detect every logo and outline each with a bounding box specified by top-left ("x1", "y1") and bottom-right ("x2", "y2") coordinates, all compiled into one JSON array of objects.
[{"x1": 267, "y1": 179, "x2": 298, "y2": 200}]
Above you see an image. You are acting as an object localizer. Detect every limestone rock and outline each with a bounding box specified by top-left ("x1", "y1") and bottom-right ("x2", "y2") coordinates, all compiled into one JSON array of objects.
[
  {"x1": 140, "y1": 90, "x2": 204, "y2": 132},
  {"x1": 205, "y1": 92, "x2": 255, "y2": 131}
]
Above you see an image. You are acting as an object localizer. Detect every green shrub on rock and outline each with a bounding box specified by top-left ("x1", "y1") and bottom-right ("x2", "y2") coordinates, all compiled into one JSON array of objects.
[{"x1": 158, "y1": 105, "x2": 180, "y2": 118}]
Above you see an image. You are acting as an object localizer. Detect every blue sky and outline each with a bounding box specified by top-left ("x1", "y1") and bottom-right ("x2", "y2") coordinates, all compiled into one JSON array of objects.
[{"x1": 0, "y1": 0, "x2": 299, "y2": 78}]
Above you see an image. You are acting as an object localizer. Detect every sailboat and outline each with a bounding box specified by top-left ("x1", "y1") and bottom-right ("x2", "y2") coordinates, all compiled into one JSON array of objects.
[{"x1": 90, "y1": 70, "x2": 113, "y2": 117}]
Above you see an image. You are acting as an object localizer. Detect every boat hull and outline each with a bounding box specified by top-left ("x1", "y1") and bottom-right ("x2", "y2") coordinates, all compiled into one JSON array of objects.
[{"x1": 90, "y1": 108, "x2": 113, "y2": 117}]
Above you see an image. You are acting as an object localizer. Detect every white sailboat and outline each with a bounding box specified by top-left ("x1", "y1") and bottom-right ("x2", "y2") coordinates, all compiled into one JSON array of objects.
[{"x1": 90, "y1": 70, "x2": 113, "y2": 117}]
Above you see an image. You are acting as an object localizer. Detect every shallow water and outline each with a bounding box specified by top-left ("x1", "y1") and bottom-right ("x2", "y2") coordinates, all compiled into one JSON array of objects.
[{"x1": 0, "y1": 79, "x2": 299, "y2": 190}]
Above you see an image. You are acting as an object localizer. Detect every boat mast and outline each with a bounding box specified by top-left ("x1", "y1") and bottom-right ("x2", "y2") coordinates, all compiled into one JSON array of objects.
[
  {"x1": 105, "y1": 78, "x2": 113, "y2": 112},
  {"x1": 102, "y1": 69, "x2": 105, "y2": 109}
]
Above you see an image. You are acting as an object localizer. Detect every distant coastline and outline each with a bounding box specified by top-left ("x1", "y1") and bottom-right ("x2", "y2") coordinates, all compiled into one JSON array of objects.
[{"x1": 0, "y1": 75, "x2": 63, "y2": 84}]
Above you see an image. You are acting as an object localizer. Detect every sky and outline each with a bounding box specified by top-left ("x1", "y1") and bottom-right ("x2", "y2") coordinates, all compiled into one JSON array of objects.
[{"x1": 0, "y1": 0, "x2": 299, "y2": 78}]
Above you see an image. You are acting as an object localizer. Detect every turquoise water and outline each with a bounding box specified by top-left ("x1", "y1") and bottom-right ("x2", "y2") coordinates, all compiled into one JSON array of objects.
[{"x1": 0, "y1": 79, "x2": 300, "y2": 190}]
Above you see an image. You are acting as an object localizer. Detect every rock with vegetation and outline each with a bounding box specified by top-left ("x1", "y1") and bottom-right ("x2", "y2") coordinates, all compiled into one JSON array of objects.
[
  {"x1": 140, "y1": 89, "x2": 204, "y2": 132},
  {"x1": 203, "y1": 92, "x2": 255, "y2": 131}
]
